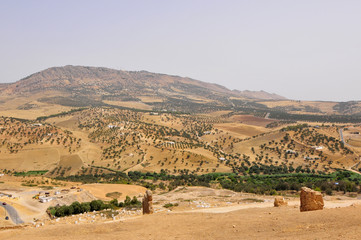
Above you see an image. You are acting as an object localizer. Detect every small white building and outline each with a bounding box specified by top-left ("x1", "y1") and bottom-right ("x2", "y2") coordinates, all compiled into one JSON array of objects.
[
  {"x1": 312, "y1": 146, "x2": 324, "y2": 150},
  {"x1": 39, "y1": 196, "x2": 53, "y2": 203},
  {"x1": 219, "y1": 157, "x2": 226, "y2": 161}
]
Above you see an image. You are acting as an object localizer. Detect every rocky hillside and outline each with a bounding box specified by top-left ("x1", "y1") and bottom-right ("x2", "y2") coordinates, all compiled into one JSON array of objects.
[{"x1": 0, "y1": 83, "x2": 9, "y2": 91}]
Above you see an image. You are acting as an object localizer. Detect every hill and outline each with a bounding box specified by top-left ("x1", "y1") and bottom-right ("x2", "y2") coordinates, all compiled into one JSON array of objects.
[
  {"x1": 232, "y1": 89, "x2": 286, "y2": 100},
  {"x1": 1, "y1": 66, "x2": 361, "y2": 120},
  {"x1": 1, "y1": 107, "x2": 359, "y2": 177},
  {"x1": 3, "y1": 65, "x2": 232, "y2": 96},
  {"x1": 0, "y1": 65, "x2": 288, "y2": 115}
]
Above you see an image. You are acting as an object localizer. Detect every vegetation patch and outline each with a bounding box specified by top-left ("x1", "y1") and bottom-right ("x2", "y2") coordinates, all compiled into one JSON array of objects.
[
  {"x1": 39, "y1": 185, "x2": 54, "y2": 190},
  {"x1": 56, "y1": 170, "x2": 361, "y2": 196},
  {"x1": 105, "y1": 192, "x2": 122, "y2": 199},
  {"x1": 21, "y1": 183, "x2": 38, "y2": 187},
  {"x1": 163, "y1": 203, "x2": 179, "y2": 208},
  {"x1": 14, "y1": 170, "x2": 48, "y2": 176},
  {"x1": 48, "y1": 196, "x2": 141, "y2": 218}
]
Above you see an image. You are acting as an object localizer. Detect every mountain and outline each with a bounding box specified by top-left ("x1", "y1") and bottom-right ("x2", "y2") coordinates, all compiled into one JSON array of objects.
[
  {"x1": 3, "y1": 65, "x2": 232, "y2": 96},
  {"x1": 0, "y1": 65, "x2": 286, "y2": 113},
  {"x1": 0, "y1": 83, "x2": 8, "y2": 91},
  {"x1": 1, "y1": 66, "x2": 361, "y2": 119}
]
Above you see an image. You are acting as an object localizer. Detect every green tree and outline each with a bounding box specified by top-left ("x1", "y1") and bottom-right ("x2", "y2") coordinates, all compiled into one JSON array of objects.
[
  {"x1": 80, "y1": 202, "x2": 91, "y2": 212},
  {"x1": 124, "y1": 196, "x2": 132, "y2": 206},
  {"x1": 90, "y1": 200, "x2": 104, "y2": 211},
  {"x1": 71, "y1": 201, "x2": 82, "y2": 214}
]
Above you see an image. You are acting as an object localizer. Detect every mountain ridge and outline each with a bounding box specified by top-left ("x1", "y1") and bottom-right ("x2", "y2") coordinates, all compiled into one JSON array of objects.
[{"x1": 2, "y1": 65, "x2": 286, "y2": 101}]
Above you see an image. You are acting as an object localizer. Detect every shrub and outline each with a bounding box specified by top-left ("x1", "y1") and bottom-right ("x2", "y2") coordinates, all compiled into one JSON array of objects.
[
  {"x1": 325, "y1": 188, "x2": 333, "y2": 196},
  {"x1": 163, "y1": 203, "x2": 179, "y2": 208},
  {"x1": 109, "y1": 199, "x2": 119, "y2": 207}
]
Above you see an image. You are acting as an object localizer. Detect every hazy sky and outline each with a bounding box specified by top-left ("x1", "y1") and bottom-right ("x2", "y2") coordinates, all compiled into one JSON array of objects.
[{"x1": 1, "y1": 0, "x2": 361, "y2": 101}]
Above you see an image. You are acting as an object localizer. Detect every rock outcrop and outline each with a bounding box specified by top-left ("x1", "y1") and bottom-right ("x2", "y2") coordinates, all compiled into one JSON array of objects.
[
  {"x1": 142, "y1": 190, "x2": 154, "y2": 214},
  {"x1": 300, "y1": 187, "x2": 324, "y2": 212},
  {"x1": 274, "y1": 196, "x2": 288, "y2": 207}
]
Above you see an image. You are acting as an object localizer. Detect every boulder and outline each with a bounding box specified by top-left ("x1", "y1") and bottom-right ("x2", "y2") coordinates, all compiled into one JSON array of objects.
[
  {"x1": 274, "y1": 196, "x2": 288, "y2": 207},
  {"x1": 142, "y1": 190, "x2": 154, "y2": 214},
  {"x1": 300, "y1": 187, "x2": 324, "y2": 212}
]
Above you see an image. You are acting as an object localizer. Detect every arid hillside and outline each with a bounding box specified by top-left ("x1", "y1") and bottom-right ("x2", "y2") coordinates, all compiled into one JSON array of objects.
[
  {"x1": 0, "y1": 66, "x2": 285, "y2": 115},
  {"x1": 0, "y1": 108, "x2": 359, "y2": 178},
  {"x1": 1, "y1": 66, "x2": 361, "y2": 121},
  {"x1": 0, "y1": 65, "x2": 293, "y2": 120}
]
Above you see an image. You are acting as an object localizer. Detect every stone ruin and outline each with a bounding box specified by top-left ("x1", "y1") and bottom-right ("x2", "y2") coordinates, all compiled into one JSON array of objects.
[
  {"x1": 300, "y1": 187, "x2": 324, "y2": 212},
  {"x1": 142, "y1": 190, "x2": 154, "y2": 214},
  {"x1": 274, "y1": 196, "x2": 288, "y2": 207}
]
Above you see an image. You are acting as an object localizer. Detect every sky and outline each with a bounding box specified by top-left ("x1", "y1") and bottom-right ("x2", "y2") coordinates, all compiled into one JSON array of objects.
[{"x1": 0, "y1": 0, "x2": 361, "y2": 101}]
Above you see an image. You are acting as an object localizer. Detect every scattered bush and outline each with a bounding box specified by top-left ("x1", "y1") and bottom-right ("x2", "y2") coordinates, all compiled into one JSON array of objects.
[{"x1": 163, "y1": 203, "x2": 179, "y2": 208}]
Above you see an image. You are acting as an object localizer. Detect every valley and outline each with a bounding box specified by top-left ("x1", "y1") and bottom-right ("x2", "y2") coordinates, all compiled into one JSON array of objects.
[{"x1": 1, "y1": 66, "x2": 361, "y2": 239}]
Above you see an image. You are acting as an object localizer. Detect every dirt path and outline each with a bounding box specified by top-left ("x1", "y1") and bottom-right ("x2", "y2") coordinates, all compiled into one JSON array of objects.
[{"x1": 181, "y1": 199, "x2": 361, "y2": 214}]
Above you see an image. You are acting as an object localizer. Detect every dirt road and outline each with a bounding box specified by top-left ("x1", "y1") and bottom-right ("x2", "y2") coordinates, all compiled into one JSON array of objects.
[{"x1": 0, "y1": 201, "x2": 24, "y2": 225}]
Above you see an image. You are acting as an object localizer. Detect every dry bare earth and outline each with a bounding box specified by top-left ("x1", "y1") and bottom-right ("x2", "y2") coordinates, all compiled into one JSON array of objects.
[
  {"x1": 2, "y1": 203, "x2": 361, "y2": 240},
  {"x1": 259, "y1": 100, "x2": 338, "y2": 114},
  {"x1": 0, "y1": 91, "x2": 75, "y2": 120},
  {"x1": 81, "y1": 184, "x2": 146, "y2": 201}
]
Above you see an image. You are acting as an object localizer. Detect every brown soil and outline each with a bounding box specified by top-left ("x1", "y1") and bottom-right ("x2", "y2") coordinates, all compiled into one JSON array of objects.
[
  {"x1": 81, "y1": 184, "x2": 146, "y2": 201},
  {"x1": 2, "y1": 204, "x2": 361, "y2": 240},
  {"x1": 229, "y1": 115, "x2": 274, "y2": 127}
]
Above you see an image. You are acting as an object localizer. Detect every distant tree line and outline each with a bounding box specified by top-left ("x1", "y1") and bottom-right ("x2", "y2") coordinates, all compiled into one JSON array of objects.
[{"x1": 55, "y1": 169, "x2": 361, "y2": 196}]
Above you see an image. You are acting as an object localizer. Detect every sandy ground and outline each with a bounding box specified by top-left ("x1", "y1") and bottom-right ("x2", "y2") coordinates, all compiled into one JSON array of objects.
[
  {"x1": 2, "y1": 183, "x2": 361, "y2": 239},
  {"x1": 81, "y1": 184, "x2": 147, "y2": 201},
  {"x1": 2, "y1": 203, "x2": 361, "y2": 240}
]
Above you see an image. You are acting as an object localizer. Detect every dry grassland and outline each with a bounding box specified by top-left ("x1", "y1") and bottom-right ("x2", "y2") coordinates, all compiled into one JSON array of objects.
[{"x1": 229, "y1": 115, "x2": 274, "y2": 127}]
